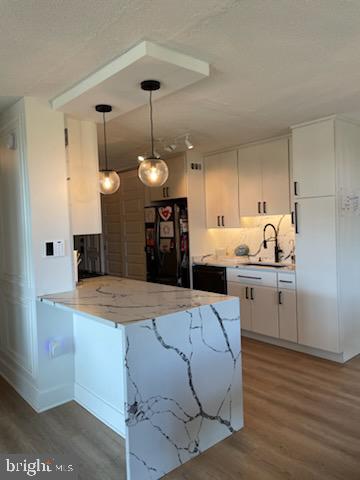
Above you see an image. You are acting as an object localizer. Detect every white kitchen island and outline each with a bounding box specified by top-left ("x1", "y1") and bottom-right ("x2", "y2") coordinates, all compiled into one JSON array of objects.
[{"x1": 38, "y1": 276, "x2": 243, "y2": 480}]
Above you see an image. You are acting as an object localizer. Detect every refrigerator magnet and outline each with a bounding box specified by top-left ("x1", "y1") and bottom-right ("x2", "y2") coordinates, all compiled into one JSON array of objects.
[
  {"x1": 160, "y1": 221, "x2": 174, "y2": 238},
  {"x1": 159, "y1": 206, "x2": 172, "y2": 221},
  {"x1": 144, "y1": 207, "x2": 156, "y2": 223},
  {"x1": 146, "y1": 228, "x2": 155, "y2": 246},
  {"x1": 160, "y1": 238, "x2": 172, "y2": 252}
]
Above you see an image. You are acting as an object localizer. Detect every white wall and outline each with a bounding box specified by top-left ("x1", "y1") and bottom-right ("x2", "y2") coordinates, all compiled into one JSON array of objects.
[
  {"x1": 0, "y1": 97, "x2": 74, "y2": 412},
  {"x1": 24, "y1": 98, "x2": 74, "y2": 296},
  {"x1": 186, "y1": 150, "x2": 212, "y2": 257}
]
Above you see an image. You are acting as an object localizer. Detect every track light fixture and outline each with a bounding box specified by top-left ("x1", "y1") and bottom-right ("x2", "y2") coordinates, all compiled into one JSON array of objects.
[{"x1": 185, "y1": 135, "x2": 194, "y2": 150}]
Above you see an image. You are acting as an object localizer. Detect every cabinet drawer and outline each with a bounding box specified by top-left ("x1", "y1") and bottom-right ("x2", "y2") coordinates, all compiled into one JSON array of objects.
[
  {"x1": 277, "y1": 272, "x2": 296, "y2": 290},
  {"x1": 227, "y1": 268, "x2": 277, "y2": 287}
]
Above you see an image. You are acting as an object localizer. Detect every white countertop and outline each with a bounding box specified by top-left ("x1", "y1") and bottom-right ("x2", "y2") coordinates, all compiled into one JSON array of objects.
[
  {"x1": 39, "y1": 276, "x2": 235, "y2": 326},
  {"x1": 192, "y1": 256, "x2": 296, "y2": 273}
]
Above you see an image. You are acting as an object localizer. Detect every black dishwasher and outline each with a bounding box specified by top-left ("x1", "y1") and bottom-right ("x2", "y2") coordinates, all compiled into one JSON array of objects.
[{"x1": 192, "y1": 265, "x2": 227, "y2": 294}]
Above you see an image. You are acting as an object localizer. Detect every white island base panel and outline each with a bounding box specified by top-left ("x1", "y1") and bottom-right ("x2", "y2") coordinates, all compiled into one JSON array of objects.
[{"x1": 124, "y1": 299, "x2": 243, "y2": 480}]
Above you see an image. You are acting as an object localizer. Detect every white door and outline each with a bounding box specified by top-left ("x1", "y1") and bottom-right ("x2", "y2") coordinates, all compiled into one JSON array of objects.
[
  {"x1": 292, "y1": 119, "x2": 336, "y2": 198},
  {"x1": 238, "y1": 144, "x2": 262, "y2": 216},
  {"x1": 295, "y1": 196, "x2": 340, "y2": 352},
  {"x1": 205, "y1": 150, "x2": 239, "y2": 228},
  {"x1": 251, "y1": 286, "x2": 279, "y2": 338},
  {"x1": 227, "y1": 282, "x2": 252, "y2": 330},
  {"x1": 261, "y1": 138, "x2": 290, "y2": 215},
  {"x1": 149, "y1": 155, "x2": 187, "y2": 201},
  {"x1": 278, "y1": 289, "x2": 297, "y2": 342}
]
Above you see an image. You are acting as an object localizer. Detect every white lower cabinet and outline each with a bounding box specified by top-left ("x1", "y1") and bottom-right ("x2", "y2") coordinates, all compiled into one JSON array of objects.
[
  {"x1": 227, "y1": 282, "x2": 252, "y2": 330},
  {"x1": 228, "y1": 268, "x2": 297, "y2": 341},
  {"x1": 251, "y1": 286, "x2": 279, "y2": 338},
  {"x1": 278, "y1": 290, "x2": 297, "y2": 342}
]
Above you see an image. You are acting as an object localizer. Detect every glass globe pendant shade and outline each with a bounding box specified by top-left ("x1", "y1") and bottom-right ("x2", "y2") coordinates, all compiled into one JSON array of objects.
[
  {"x1": 138, "y1": 158, "x2": 169, "y2": 187},
  {"x1": 99, "y1": 170, "x2": 120, "y2": 195}
]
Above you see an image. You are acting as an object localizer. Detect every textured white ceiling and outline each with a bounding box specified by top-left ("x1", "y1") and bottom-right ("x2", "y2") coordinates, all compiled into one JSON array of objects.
[{"x1": 2, "y1": 0, "x2": 360, "y2": 169}]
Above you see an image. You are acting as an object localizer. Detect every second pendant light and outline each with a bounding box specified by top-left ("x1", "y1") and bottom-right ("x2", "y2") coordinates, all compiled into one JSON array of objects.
[{"x1": 138, "y1": 80, "x2": 169, "y2": 187}]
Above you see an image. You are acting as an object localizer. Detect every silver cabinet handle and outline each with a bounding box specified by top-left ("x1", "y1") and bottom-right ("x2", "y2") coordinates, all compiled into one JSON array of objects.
[
  {"x1": 263, "y1": 201, "x2": 267, "y2": 214},
  {"x1": 237, "y1": 274, "x2": 262, "y2": 280},
  {"x1": 250, "y1": 287, "x2": 254, "y2": 300},
  {"x1": 245, "y1": 286, "x2": 249, "y2": 299},
  {"x1": 258, "y1": 201, "x2": 261, "y2": 214},
  {"x1": 221, "y1": 215, "x2": 225, "y2": 227},
  {"x1": 279, "y1": 279, "x2": 293, "y2": 284},
  {"x1": 217, "y1": 216, "x2": 220, "y2": 227},
  {"x1": 278, "y1": 291, "x2": 283, "y2": 305}
]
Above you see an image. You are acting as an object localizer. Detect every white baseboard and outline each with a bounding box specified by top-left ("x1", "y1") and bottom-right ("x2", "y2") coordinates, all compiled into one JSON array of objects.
[
  {"x1": 242, "y1": 330, "x2": 345, "y2": 363},
  {"x1": 0, "y1": 352, "x2": 39, "y2": 409},
  {"x1": 75, "y1": 382, "x2": 125, "y2": 438},
  {"x1": 36, "y1": 384, "x2": 74, "y2": 413}
]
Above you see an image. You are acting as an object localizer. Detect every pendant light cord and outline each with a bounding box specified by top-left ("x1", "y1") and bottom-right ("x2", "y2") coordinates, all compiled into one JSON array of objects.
[
  {"x1": 149, "y1": 90, "x2": 154, "y2": 157},
  {"x1": 103, "y1": 111, "x2": 108, "y2": 170}
]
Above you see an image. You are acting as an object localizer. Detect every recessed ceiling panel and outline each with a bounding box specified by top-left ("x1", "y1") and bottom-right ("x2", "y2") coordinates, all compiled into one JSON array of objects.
[{"x1": 50, "y1": 41, "x2": 209, "y2": 121}]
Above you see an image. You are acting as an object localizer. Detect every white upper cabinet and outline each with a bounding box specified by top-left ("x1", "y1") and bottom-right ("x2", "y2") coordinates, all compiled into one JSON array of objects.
[
  {"x1": 238, "y1": 138, "x2": 290, "y2": 216},
  {"x1": 237, "y1": 144, "x2": 262, "y2": 216},
  {"x1": 66, "y1": 117, "x2": 102, "y2": 235},
  {"x1": 149, "y1": 154, "x2": 187, "y2": 201},
  {"x1": 204, "y1": 150, "x2": 240, "y2": 228},
  {"x1": 292, "y1": 118, "x2": 336, "y2": 198},
  {"x1": 261, "y1": 138, "x2": 290, "y2": 215}
]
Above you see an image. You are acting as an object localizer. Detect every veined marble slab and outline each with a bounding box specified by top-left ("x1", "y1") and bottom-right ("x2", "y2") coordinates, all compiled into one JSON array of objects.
[
  {"x1": 39, "y1": 277, "x2": 243, "y2": 479},
  {"x1": 40, "y1": 276, "x2": 228, "y2": 326},
  {"x1": 124, "y1": 298, "x2": 243, "y2": 480}
]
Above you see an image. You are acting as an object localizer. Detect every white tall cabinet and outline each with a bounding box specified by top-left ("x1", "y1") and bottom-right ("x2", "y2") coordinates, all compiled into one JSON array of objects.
[{"x1": 292, "y1": 116, "x2": 360, "y2": 360}]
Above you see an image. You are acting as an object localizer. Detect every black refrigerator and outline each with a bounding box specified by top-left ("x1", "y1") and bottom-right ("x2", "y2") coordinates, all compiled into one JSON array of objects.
[{"x1": 144, "y1": 199, "x2": 190, "y2": 287}]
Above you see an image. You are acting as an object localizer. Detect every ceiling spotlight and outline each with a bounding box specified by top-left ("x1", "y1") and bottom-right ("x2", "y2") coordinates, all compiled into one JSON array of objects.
[
  {"x1": 185, "y1": 135, "x2": 194, "y2": 150},
  {"x1": 165, "y1": 144, "x2": 177, "y2": 152},
  {"x1": 138, "y1": 155, "x2": 145, "y2": 162}
]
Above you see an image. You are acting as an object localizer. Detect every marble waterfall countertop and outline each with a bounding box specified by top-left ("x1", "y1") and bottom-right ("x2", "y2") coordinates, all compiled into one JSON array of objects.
[{"x1": 39, "y1": 276, "x2": 234, "y2": 326}]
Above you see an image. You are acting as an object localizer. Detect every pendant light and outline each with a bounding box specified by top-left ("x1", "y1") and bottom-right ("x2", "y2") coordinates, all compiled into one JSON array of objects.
[
  {"x1": 96, "y1": 104, "x2": 120, "y2": 195},
  {"x1": 138, "y1": 80, "x2": 169, "y2": 187}
]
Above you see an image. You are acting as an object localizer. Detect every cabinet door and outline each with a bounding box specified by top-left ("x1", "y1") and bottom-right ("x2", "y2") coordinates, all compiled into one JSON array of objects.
[
  {"x1": 292, "y1": 119, "x2": 336, "y2": 198},
  {"x1": 251, "y1": 286, "x2": 279, "y2": 338},
  {"x1": 278, "y1": 290, "x2": 297, "y2": 342},
  {"x1": 205, "y1": 150, "x2": 239, "y2": 228},
  {"x1": 227, "y1": 281, "x2": 252, "y2": 330},
  {"x1": 149, "y1": 155, "x2": 187, "y2": 201},
  {"x1": 295, "y1": 196, "x2": 340, "y2": 352},
  {"x1": 261, "y1": 138, "x2": 290, "y2": 215},
  {"x1": 238, "y1": 144, "x2": 262, "y2": 216},
  {"x1": 66, "y1": 118, "x2": 102, "y2": 235}
]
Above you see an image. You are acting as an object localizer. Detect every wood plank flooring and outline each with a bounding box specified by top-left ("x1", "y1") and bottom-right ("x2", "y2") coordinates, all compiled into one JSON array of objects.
[{"x1": 1, "y1": 338, "x2": 360, "y2": 479}]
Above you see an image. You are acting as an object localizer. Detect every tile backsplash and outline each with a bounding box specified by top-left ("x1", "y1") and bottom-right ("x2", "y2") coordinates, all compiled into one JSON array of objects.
[{"x1": 207, "y1": 214, "x2": 295, "y2": 263}]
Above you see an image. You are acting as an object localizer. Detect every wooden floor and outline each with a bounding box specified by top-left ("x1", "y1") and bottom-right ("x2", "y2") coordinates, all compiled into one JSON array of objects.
[{"x1": 1, "y1": 338, "x2": 360, "y2": 479}]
